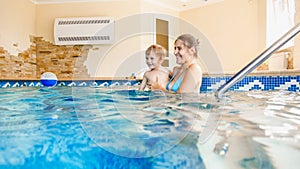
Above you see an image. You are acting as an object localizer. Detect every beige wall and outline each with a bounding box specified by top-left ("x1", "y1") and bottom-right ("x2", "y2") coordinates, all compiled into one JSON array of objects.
[
  {"x1": 35, "y1": 0, "x2": 142, "y2": 42},
  {"x1": 0, "y1": 0, "x2": 278, "y2": 78},
  {"x1": 34, "y1": 0, "x2": 182, "y2": 77},
  {"x1": 35, "y1": 0, "x2": 145, "y2": 77},
  {"x1": 257, "y1": 0, "x2": 267, "y2": 53},
  {"x1": 0, "y1": 0, "x2": 36, "y2": 56},
  {"x1": 180, "y1": 0, "x2": 265, "y2": 73}
]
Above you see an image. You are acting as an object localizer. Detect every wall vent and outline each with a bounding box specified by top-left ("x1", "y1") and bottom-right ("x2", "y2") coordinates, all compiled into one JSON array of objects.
[{"x1": 54, "y1": 17, "x2": 114, "y2": 45}]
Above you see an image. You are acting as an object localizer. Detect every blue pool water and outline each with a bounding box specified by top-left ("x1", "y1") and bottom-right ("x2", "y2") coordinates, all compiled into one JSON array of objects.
[
  {"x1": 0, "y1": 87, "x2": 205, "y2": 169},
  {"x1": 0, "y1": 86, "x2": 300, "y2": 169}
]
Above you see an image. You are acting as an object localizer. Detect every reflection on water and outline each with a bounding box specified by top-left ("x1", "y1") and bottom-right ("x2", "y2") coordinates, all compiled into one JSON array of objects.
[
  {"x1": 208, "y1": 90, "x2": 300, "y2": 169},
  {"x1": 0, "y1": 86, "x2": 299, "y2": 169}
]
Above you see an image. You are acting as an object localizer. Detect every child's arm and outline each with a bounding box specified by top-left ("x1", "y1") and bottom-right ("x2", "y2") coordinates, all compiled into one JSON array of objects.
[{"x1": 138, "y1": 72, "x2": 148, "y2": 91}]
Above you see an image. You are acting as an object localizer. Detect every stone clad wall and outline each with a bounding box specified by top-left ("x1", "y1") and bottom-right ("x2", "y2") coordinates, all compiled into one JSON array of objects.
[
  {"x1": 0, "y1": 47, "x2": 36, "y2": 79},
  {"x1": 0, "y1": 36, "x2": 92, "y2": 79}
]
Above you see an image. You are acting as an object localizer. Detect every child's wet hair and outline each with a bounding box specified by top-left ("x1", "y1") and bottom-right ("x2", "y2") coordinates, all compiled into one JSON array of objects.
[{"x1": 145, "y1": 44, "x2": 167, "y2": 60}]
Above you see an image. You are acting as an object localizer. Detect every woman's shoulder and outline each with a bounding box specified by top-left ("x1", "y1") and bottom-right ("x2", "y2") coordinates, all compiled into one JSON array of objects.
[
  {"x1": 188, "y1": 63, "x2": 202, "y2": 76},
  {"x1": 189, "y1": 63, "x2": 202, "y2": 70}
]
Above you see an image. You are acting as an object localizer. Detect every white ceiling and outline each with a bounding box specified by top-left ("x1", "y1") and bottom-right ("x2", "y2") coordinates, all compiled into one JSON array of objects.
[
  {"x1": 144, "y1": 0, "x2": 224, "y2": 11},
  {"x1": 31, "y1": 0, "x2": 224, "y2": 11}
]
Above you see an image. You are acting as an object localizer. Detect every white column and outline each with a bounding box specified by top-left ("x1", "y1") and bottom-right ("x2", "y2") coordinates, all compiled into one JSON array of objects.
[{"x1": 294, "y1": 0, "x2": 300, "y2": 69}]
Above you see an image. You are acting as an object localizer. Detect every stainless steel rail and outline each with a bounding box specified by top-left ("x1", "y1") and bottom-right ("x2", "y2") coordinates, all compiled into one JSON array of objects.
[{"x1": 216, "y1": 23, "x2": 300, "y2": 98}]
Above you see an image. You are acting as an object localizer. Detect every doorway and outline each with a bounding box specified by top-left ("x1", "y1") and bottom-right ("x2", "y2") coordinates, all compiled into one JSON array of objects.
[{"x1": 156, "y1": 18, "x2": 169, "y2": 67}]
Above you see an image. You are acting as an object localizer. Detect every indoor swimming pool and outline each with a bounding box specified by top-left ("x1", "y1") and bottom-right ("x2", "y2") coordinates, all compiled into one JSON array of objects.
[{"x1": 0, "y1": 85, "x2": 299, "y2": 169}]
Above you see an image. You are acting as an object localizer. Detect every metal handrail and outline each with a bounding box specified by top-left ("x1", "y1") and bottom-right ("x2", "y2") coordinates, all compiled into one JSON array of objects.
[{"x1": 216, "y1": 23, "x2": 300, "y2": 98}]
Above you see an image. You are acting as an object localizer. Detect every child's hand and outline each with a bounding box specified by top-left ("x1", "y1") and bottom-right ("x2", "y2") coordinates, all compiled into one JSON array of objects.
[{"x1": 148, "y1": 77, "x2": 166, "y2": 91}]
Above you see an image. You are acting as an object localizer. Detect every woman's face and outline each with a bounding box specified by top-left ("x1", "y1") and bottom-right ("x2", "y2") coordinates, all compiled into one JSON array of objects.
[{"x1": 173, "y1": 39, "x2": 193, "y2": 65}]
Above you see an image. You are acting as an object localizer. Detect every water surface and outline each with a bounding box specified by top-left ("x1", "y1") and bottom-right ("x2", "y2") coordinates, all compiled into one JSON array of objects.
[{"x1": 0, "y1": 86, "x2": 299, "y2": 169}]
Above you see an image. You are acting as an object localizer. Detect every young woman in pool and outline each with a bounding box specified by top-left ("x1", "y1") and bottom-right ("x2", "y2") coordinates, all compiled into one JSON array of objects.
[
  {"x1": 139, "y1": 44, "x2": 171, "y2": 91},
  {"x1": 151, "y1": 34, "x2": 202, "y2": 93}
]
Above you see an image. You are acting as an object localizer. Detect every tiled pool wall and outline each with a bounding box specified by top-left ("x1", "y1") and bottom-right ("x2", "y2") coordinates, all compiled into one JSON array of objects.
[
  {"x1": 201, "y1": 75, "x2": 300, "y2": 92},
  {"x1": 1, "y1": 75, "x2": 300, "y2": 92}
]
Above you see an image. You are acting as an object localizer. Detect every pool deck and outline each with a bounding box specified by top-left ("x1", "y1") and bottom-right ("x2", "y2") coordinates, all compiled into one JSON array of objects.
[{"x1": 203, "y1": 69, "x2": 300, "y2": 77}]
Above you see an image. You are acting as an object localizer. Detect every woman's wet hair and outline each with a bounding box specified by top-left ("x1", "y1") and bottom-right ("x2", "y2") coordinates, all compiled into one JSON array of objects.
[
  {"x1": 175, "y1": 34, "x2": 200, "y2": 57},
  {"x1": 145, "y1": 44, "x2": 167, "y2": 60}
]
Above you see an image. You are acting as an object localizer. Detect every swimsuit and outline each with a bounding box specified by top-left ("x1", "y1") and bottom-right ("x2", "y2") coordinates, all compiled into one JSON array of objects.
[{"x1": 166, "y1": 69, "x2": 185, "y2": 93}]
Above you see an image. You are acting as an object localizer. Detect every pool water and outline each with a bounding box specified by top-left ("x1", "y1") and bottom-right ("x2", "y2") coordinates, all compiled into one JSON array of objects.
[{"x1": 0, "y1": 86, "x2": 299, "y2": 169}]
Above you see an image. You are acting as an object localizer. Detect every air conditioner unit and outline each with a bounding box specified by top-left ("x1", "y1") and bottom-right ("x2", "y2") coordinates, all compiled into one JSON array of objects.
[{"x1": 54, "y1": 17, "x2": 114, "y2": 45}]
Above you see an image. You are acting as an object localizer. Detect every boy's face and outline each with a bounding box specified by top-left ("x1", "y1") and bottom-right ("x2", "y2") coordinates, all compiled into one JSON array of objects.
[{"x1": 145, "y1": 51, "x2": 162, "y2": 69}]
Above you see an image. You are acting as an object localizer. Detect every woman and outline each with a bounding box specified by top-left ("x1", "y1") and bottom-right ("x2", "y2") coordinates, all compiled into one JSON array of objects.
[{"x1": 151, "y1": 34, "x2": 202, "y2": 93}]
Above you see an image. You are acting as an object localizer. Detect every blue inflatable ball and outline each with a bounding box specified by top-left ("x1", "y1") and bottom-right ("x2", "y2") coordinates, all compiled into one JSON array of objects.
[{"x1": 41, "y1": 72, "x2": 57, "y2": 87}]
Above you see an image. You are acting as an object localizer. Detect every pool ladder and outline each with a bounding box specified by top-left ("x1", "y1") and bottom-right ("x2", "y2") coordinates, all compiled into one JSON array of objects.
[
  {"x1": 213, "y1": 23, "x2": 300, "y2": 157},
  {"x1": 216, "y1": 23, "x2": 300, "y2": 98}
]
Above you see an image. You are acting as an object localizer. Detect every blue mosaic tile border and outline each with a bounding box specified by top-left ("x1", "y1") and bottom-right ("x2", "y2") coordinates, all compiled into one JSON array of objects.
[
  {"x1": 0, "y1": 80, "x2": 141, "y2": 88},
  {"x1": 201, "y1": 75, "x2": 300, "y2": 92},
  {"x1": 1, "y1": 75, "x2": 300, "y2": 92}
]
